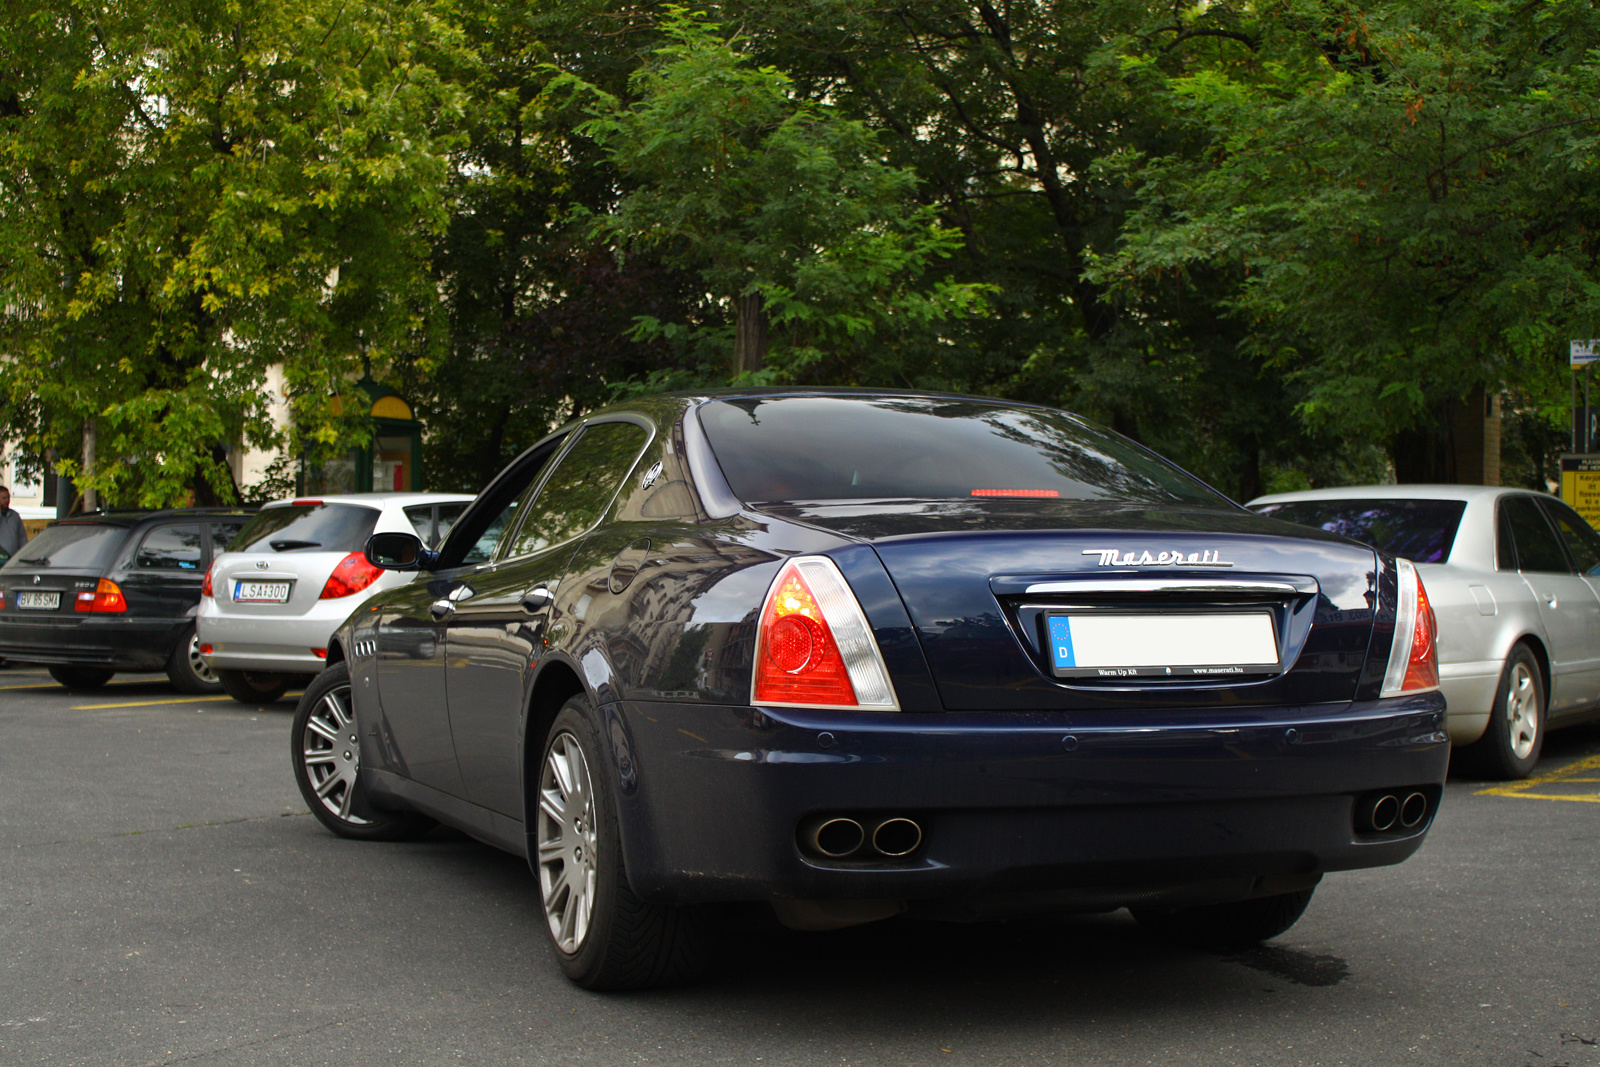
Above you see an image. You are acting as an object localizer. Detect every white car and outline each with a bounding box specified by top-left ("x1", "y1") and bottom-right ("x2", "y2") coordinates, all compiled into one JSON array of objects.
[
  {"x1": 198, "y1": 492, "x2": 474, "y2": 703},
  {"x1": 1249, "y1": 485, "x2": 1600, "y2": 778}
]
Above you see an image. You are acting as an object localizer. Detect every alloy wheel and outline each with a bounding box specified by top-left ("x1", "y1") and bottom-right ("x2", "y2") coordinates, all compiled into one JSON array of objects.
[
  {"x1": 1505, "y1": 660, "x2": 1539, "y2": 760},
  {"x1": 537, "y1": 732, "x2": 598, "y2": 954},
  {"x1": 299, "y1": 684, "x2": 370, "y2": 825},
  {"x1": 187, "y1": 631, "x2": 216, "y2": 684}
]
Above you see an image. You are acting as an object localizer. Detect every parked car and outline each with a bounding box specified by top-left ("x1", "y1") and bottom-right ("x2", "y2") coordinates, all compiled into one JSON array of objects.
[
  {"x1": 1249, "y1": 485, "x2": 1600, "y2": 779},
  {"x1": 198, "y1": 492, "x2": 474, "y2": 704},
  {"x1": 293, "y1": 390, "x2": 1448, "y2": 990},
  {"x1": 0, "y1": 509, "x2": 254, "y2": 691}
]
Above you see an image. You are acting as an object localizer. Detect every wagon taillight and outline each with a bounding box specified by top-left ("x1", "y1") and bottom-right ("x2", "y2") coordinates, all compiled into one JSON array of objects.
[{"x1": 751, "y1": 557, "x2": 899, "y2": 712}]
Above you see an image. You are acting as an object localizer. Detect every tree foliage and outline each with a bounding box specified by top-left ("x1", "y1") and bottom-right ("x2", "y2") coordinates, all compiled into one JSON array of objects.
[
  {"x1": 0, "y1": 0, "x2": 464, "y2": 505},
  {"x1": 1097, "y1": 0, "x2": 1600, "y2": 479}
]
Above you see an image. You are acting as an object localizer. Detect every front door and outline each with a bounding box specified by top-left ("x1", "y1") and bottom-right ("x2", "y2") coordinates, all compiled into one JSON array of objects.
[{"x1": 444, "y1": 418, "x2": 652, "y2": 817}]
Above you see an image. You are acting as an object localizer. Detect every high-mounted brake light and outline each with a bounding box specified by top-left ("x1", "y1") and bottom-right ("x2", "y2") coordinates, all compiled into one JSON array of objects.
[
  {"x1": 1381, "y1": 558, "x2": 1439, "y2": 696},
  {"x1": 751, "y1": 557, "x2": 899, "y2": 711},
  {"x1": 319, "y1": 552, "x2": 384, "y2": 599},
  {"x1": 75, "y1": 579, "x2": 127, "y2": 614}
]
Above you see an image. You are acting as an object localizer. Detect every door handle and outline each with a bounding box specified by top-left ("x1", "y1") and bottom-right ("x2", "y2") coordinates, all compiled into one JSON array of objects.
[
  {"x1": 429, "y1": 599, "x2": 456, "y2": 620},
  {"x1": 521, "y1": 587, "x2": 555, "y2": 611}
]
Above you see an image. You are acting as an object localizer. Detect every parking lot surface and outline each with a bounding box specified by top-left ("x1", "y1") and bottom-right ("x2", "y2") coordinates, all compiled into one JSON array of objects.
[{"x1": 2, "y1": 665, "x2": 1597, "y2": 1067}]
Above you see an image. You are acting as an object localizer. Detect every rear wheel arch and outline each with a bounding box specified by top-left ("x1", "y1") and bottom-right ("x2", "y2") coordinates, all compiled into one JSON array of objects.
[
  {"x1": 523, "y1": 660, "x2": 587, "y2": 829},
  {"x1": 325, "y1": 638, "x2": 347, "y2": 668},
  {"x1": 1512, "y1": 634, "x2": 1550, "y2": 698}
]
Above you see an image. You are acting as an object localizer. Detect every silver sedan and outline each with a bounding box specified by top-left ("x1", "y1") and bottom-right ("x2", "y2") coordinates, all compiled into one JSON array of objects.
[{"x1": 1248, "y1": 485, "x2": 1600, "y2": 779}]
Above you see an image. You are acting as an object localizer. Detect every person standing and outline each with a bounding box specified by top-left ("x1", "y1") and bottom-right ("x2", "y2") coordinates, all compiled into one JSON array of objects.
[{"x1": 0, "y1": 485, "x2": 26, "y2": 556}]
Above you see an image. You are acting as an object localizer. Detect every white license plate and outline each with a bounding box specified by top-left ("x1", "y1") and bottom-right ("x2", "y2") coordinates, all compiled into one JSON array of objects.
[
  {"x1": 1047, "y1": 612, "x2": 1279, "y2": 679},
  {"x1": 14, "y1": 591, "x2": 60, "y2": 610},
  {"x1": 233, "y1": 580, "x2": 292, "y2": 604}
]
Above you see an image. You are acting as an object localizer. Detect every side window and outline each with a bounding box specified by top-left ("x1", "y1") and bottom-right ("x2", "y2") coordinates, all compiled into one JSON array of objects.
[
  {"x1": 404, "y1": 505, "x2": 435, "y2": 546},
  {"x1": 1543, "y1": 501, "x2": 1600, "y2": 576},
  {"x1": 504, "y1": 422, "x2": 650, "y2": 558},
  {"x1": 435, "y1": 503, "x2": 468, "y2": 546},
  {"x1": 463, "y1": 498, "x2": 524, "y2": 565},
  {"x1": 136, "y1": 524, "x2": 204, "y2": 571},
  {"x1": 208, "y1": 520, "x2": 246, "y2": 557},
  {"x1": 1503, "y1": 496, "x2": 1570, "y2": 574},
  {"x1": 1496, "y1": 505, "x2": 1517, "y2": 571}
]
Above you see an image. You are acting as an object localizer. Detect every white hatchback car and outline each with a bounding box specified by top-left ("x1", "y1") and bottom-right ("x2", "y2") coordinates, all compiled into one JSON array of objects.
[
  {"x1": 198, "y1": 492, "x2": 474, "y2": 703},
  {"x1": 1249, "y1": 485, "x2": 1600, "y2": 778}
]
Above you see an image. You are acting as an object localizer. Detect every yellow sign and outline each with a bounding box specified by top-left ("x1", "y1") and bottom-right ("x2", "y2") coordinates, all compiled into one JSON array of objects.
[{"x1": 1561, "y1": 454, "x2": 1600, "y2": 529}]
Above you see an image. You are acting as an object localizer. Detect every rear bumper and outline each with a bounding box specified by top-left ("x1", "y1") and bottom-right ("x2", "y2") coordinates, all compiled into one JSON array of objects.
[
  {"x1": 602, "y1": 693, "x2": 1450, "y2": 906},
  {"x1": 197, "y1": 600, "x2": 353, "y2": 672},
  {"x1": 0, "y1": 615, "x2": 183, "y2": 670}
]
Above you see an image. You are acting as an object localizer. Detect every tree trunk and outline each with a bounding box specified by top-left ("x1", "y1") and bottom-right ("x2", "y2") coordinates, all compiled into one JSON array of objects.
[{"x1": 734, "y1": 291, "x2": 768, "y2": 375}]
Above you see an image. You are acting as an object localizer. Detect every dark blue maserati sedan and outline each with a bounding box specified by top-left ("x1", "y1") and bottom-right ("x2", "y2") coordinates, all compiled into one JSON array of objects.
[{"x1": 293, "y1": 390, "x2": 1448, "y2": 989}]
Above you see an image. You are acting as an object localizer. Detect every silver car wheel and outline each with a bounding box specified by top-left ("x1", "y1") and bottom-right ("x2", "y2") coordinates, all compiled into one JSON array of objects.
[
  {"x1": 187, "y1": 630, "x2": 216, "y2": 684},
  {"x1": 1504, "y1": 660, "x2": 1539, "y2": 761},
  {"x1": 537, "y1": 731, "x2": 598, "y2": 954},
  {"x1": 298, "y1": 683, "x2": 370, "y2": 826}
]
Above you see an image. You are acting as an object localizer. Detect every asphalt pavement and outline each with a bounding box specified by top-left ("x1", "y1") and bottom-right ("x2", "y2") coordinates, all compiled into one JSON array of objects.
[{"x1": 2, "y1": 664, "x2": 1597, "y2": 1067}]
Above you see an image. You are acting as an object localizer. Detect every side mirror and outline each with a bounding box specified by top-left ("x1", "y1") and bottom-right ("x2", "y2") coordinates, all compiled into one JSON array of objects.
[{"x1": 365, "y1": 532, "x2": 435, "y2": 571}]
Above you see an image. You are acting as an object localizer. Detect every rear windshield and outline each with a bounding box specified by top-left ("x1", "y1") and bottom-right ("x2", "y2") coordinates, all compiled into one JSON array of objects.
[
  {"x1": 1251, "y1": 499, "x2": 1467, "y2": 563},
  {"x1": 231, "y1": 503, "x2": 380, "y2": 554},
  {"x1": 698, "y1": 396, "x2": 1232, "y2": 507},
  {"x1": 6, "y1": 522, "x2": 127, "y2": 570}
]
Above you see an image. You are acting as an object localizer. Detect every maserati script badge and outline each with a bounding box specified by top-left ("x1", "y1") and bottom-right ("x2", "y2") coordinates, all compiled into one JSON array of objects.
[{"x1": 1083, "y1": 548, "x2": 1233, "y2": 568}]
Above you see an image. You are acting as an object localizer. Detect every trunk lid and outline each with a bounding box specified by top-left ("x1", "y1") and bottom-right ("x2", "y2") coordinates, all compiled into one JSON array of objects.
[{"x1": 771, "y1": 500, "x2": 1381, "y2": 711}]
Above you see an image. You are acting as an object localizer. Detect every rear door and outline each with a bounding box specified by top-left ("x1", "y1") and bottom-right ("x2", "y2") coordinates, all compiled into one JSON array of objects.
[
  {"x1": 120, "y1": 523, "x2": 205, "y2": 623},
  {"x1": 1502, "y1": 495, "x2": 1600, "y2": 715},
  {"x1": 1534, "y1": 497, "x2": 1600, "y2": 714}
]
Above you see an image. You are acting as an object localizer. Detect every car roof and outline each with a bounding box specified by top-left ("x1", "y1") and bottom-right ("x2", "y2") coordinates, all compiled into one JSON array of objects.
[
  {"x1": 53, "y1": 507, "x2": 256, "y2": 528},
  {"x1": 257, "y1": 492, "x2": 476, "y2": 509},
  {"x1": 1247, "y1": 484, "x2": 1551, "y2": 507}
]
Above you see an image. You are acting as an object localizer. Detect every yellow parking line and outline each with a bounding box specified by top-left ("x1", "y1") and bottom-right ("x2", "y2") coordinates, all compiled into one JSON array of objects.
[
  {"x1": 73, "y1": 692, "x2": 302, "y2": 710},
  {"x1": 0, "y1": 677, "x2": 171, "y2": 691},
  {"x1": 1476, "y1": 754, "x2": 1600, "y2": 802}
]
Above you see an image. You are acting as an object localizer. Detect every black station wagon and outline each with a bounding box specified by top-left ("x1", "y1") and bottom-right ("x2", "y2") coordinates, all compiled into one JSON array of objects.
[{"x1": 0, "y1": 509, "x2": 253, "y2": 691}]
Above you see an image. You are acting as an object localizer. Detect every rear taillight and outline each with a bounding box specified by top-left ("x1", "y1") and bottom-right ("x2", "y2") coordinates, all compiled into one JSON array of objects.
[
  {"x1": 75, "y1": 579, "x2": 127, "y2": 614},
  {"x1": 751, "y1": 557, "x2": 899, "y2": 711},
  {"x1": 319, "y1": 552, "x2": 384, "y2": 599},
  {"x1": 201, "y1": 560, "x2": 217, "y2": 598},
  {"x1": 1381, "y1": 559, "x2": 1439, "y2": 696}
]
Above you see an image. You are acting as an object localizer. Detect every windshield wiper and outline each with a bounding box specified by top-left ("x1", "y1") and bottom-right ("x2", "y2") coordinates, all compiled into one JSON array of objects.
[{"x1": 269, "y1": 539, "x2": 322, "y2": 552}]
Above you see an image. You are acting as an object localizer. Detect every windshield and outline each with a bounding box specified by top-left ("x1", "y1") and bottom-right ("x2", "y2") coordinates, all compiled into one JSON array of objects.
[
  {"x1": 1251, "y1": 498, "x2": 1467, "y2": 564},
  {"x1": 231, "y1": 503, "x2": 380, "y2": 554},
  {"x1": 698, "y1": 396, "x2": 1233, "y2": 507},
  {"x1": 7, "y1": 522, "x2": 126, "y2": 570}
]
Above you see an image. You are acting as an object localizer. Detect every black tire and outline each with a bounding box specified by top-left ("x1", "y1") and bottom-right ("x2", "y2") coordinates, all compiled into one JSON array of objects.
[
  {"x1": 291, "y1": 661, "x2": 435, "y2": 841},
  {"x1": 48, "y1": 665, "x2": 115, "y2": 690},
  {"x1": 165, "y1": 625, "x2": 224, "y2": 694},
  {"x1": 536, "y1": 696, "x2": 713, "y2": 990},
  {"x1": 217, "y1": 668, "x2": 292, "y2": 705},
  {"x1": 1459, "y1": 644, "x2": 1545, "y2": 780},
  {"x1": 1132, "y1": 888, "x2": 1316, "y2": 953}
]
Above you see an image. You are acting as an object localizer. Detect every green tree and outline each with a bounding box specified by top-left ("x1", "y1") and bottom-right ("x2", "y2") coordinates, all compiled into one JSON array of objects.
[
  {"x1": 547, "y1": 7, "x2": 990, "y2": 380},
  {"x1": 1097, "y1": 0, "x2": 1600, "y2": 482},
  {"x1": 0, "y1": 0, "x2": 464, "y2": 505}
]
